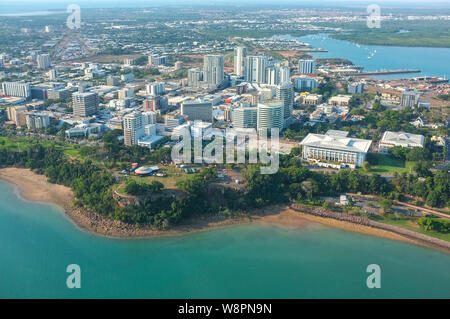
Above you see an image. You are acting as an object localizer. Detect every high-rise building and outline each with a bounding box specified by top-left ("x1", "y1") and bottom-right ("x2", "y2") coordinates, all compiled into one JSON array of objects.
[
  {"x1": 245, "y1": 55, "x2": 268, "y2": 84},
  {"x1": 187, "y1": 68, "x2": 203, "y2": 87},
  {"x1": 348, "y1": 82, "x2": 365, "y2": 94},
  {"x1": 26, "y1": 112, "x2": 50, "y2": 130},
  {"x1": 1, "y1": 82, "x2": 31, "y2": 99},
  {"x1": 279, "y1": 66, "x2": 291, "y2": 84},
  {"x1": 48, "y1": 69, "x2": 57, "y2": 81},
  {"x1": 72, "y1": 92, "x2": 99, "y2": 118},
  {"x1": 234, "y1": 46, "x2": 247, "y2": 77},
  {"x1": 37, "y1": 54, "x2": 51, "y2": 69},
  {"x1": 294, "y1": 76, "x2": 318, "y2": 92},
  {"x1": 265, "y1": 66, "x2": 280, "y2": 86},
  {"x1": 232, "y1": 107, "x2": 257, "y2": 129},
  {"x1": 118, "y1": 88, "x2": 134, "y2": 99},
  {"x1": 7, "y1": 105, "x2": 28, "y2": 127},
  {"x1": 146, "y1": 82, "x2": 165, "y2": 96},
  {"x1": 144, "y1": 95, "x2": 168, "y2": 111},
  {"x1": 401, "y1": 90, "x2": 420, "y2": 108},
  {"x1": 181, "y1": 100, "x2": 213, "y2": 122},
  {"x1": 106, "y1": 75, "x2": 120, "y2": 86},
  {"x1": 142, "y1": 111, "x2": 157, "y2": 125},
  {"x1": 257, "y1": 100, "x2": 284, "y2": 133},
  {"x1": 276, "y1": 82, "x2": 294, "y2": 120},
  {"x1": 123, "y1": 111, "x2": 145, "y2": 146},
  {"x1": 298, "y1": 59, "x2": 316, "y2": 74},
  {"x1": 148, "y1": 54, "x2": 168, "y2": 66},
  {"x1": 203, "y1": 55, "x2": 224, "y2": 89}
]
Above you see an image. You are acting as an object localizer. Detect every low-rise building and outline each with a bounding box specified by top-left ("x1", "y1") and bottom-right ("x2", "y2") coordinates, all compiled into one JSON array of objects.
[
  {"x1": 300, "y1": 130, "x2": 372, "y2": 169},
  {"x1": 378, "y1": 131, "x2": 425, "y2": 153}
]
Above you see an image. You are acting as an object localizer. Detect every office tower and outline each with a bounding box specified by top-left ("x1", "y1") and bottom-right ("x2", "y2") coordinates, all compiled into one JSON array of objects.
[
  {"x1": 203, "y1": 55, "x2": 224, "y2": 89},
  {"x1": 31, "y1": 86, "x2": 48, "y2": 100},
  {"x1": 232, "y1": 107, "x2": 257, "y2": 129},
  {"x1": 121, "y1": 73, "x2": 134, "y2": 83},
  {"x1": 144, "y1": 95, "x2": 168, "y2": 111},
  {"x1": 48, "y1": 69, "x2": 57, "y2": 80},
  {"x1": 118, "y1": 88, "x2": 134, "y2": 99},
  {"x1": 25, "y1": 112, "x2": 50, "y2": 130},
  {"x1": 148, "y1": 54, "x2": 168, "y2": 66},
  {"x1": 106, "y1": 75, "x2": 120, "y2": 86},
  {"x1": 294, "y1": 76, "x2": 318, "y2": 92},
  {"x1": 245, "y1": 55, "x2": 268, "y2": 84},
  {"x1": 279, "y1": 66, "x2": 291, "y2": 84},
  {"x1": 72, "y1": 92, "x2": 99, "y2": 118},
  {"x1": 265, "y1": 66, "x2": 280, "y2": 86},
  {"x1": 47, "y1": 88, "x2": 70, "y2": 101},
  {"x1": 123, "y1": 111, "x2": 145, "y2": 146},
  {"x1": 7, "y1": 105, "x2": 28, "y2": 127},
  {"x1": 1, "y1": 82, "x2": 31, "y2": 99},
  {"x1": 142, "y1": 111, "x2": 157, "y2": 125},
  {"x1": 187, "y1": 68, "x2": 203, "y2": 87},
  {"x1": 298, "y1": 59, "x2": 316, "y2": 74},
  {"x1": 276, "y1": 82, "x2": 294, "y2": 120},
  {"x1": 174, "y1": 61, "x2": 183, "y2": 70},
  {"x1": 401, "y1": 90, "x2": 420, "y2": 108},
  {"x1": 348, "y1": 82, "x2": 365, "y2": 94},
  {"x1": 165, "y1": 115, "x2": 185, "y2": 130},
  {"x1": 234, "y1": 46, "x2": 247, "y2": 77},
  {"x1": 124, "y1": 58, "x2": 134, "y2": 66},
  {"x1": 146, "y1": 82, "x2": 165, "y2": 96},
  {"x1": 257, "y1": 100, "x2": 284, "y2": 133},
  {"x1": 37, "y1": 54, "x2": 51, "y2": 70},
  {"x1": 181, "y1": 100, "x2": 213, "y2": 122}
]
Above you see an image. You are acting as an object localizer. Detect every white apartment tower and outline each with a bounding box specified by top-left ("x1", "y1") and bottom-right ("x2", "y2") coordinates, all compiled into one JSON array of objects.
[
  {"x1": 203, "y1": 55, "x2": 224, "y2": 89},
  {"x1": 257, "y1": 100, "x2": 284, "y2": 133},
  {"x1": 276, "y1": 82, "x2": 294, "y2": 120},
  {"x1": 234, "y1": 46, "x2": 247, "y2": 77},
  {"x1": 279, "y1": 66, "x2": 291, "y2": 84},
  {"x1": 245, "y1": 55, "x2": 268, "y2": 84},
  {"x1": 123, "y1": 111, "x2": 145, "y2": 146},
  {"x1": 37, "y1": 54, "x2": 51, "y2": 69},
  {"x1": 298, "y1": 59, "x2": 316, "y2": 74}
]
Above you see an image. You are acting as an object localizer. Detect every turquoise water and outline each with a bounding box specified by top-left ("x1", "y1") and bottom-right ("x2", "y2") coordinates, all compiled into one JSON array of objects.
[
  {"x1": 1, "y1": 180, "x2": 450, "y2": 298},
  {"x1": 293, "y1": 34, "x2": 450, "y2": 80}
]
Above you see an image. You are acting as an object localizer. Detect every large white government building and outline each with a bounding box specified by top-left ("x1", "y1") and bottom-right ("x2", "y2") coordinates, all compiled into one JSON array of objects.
[{"x1": 300, "y1": 130, "x2": 372, "y2": 169}]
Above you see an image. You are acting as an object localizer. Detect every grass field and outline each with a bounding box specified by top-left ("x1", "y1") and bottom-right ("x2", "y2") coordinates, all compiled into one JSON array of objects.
[
  {"x1": 0, "y1": 136, "x2": 82, "y2": 158},
  {"x1": 373, "y1": 216, "x2": 450, "y2": 242},
  {"x1": 367, "y1": 153, "x2": 414, "y2": 175}
]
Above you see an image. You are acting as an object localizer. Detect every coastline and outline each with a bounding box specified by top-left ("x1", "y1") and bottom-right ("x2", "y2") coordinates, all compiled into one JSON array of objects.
[{"x1": 0, "y1": 167, "x2": 447, "y2": 253}]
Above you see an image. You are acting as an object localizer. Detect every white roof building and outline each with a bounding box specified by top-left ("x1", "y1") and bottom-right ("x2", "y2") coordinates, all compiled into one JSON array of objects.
[
  {"x1": 379, "y1": 131, "x2": 425, "y2": 152},
  {"x1": 300, "y1": 130, "x2": 372, "y2": 168}
]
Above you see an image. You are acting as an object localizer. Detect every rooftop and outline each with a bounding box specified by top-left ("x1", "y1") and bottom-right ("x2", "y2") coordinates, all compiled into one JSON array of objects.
[{"x1": 301, "y1": 131, "x2": 372, "y2": 153}]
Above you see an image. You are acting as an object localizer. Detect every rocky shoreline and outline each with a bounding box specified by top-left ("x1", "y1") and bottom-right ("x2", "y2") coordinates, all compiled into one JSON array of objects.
[
  {"x1": 291, "y1": 204, "x2": 450, "y2": 253},
  {"x1": 1, "y1": 167, "x2": 449, "y2": 254}
]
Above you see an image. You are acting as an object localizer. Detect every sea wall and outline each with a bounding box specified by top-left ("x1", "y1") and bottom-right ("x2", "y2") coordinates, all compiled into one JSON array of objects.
[{"x1": 290, "y1": 204, "x2": 450, "y2": 252}]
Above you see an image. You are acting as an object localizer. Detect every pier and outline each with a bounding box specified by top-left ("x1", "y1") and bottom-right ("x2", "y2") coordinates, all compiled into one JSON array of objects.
[{"x1": 352, "y1": 69, "x2": 421, "y2": 76}]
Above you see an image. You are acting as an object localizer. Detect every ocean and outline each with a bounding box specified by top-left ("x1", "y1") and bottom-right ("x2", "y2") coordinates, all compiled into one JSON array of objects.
[{"x1": 0, "y1": 180, "x2": 449, "y2": 298}]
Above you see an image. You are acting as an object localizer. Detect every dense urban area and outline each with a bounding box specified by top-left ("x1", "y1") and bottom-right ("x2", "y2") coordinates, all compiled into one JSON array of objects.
[{"x1": 0, "y1": 5, "x2": 449, "y2": 242}]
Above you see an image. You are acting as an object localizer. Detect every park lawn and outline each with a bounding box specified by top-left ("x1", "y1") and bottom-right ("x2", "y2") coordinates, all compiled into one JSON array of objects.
[
  {"x1": 117, "y1": 166, "x2": 189, "y2": 195},
  {"x1": 0, "y1": 136, "x2": 83, "y2": 159},
  {"x1": 374, "y1": 216, "x2": 450, "y2": 242},
  {"x1": 368, "y1": 153, "x2": 414, "y2": 174}
]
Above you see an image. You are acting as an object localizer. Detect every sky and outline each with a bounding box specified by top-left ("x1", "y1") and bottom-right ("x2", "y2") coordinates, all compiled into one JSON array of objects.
[{"x1": 0, "y1": 0, "x2": 449, "y2": 12}]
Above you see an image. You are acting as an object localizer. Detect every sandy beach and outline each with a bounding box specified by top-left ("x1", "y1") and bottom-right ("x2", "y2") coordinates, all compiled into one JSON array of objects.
[{"x1": 0, "y1": 167, "x2": 446, "y2": 252}]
